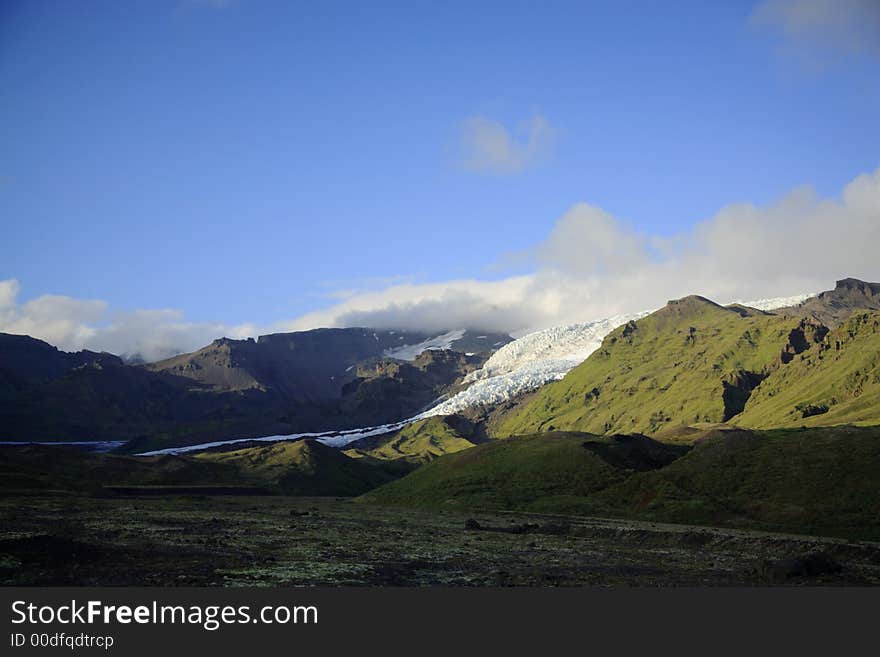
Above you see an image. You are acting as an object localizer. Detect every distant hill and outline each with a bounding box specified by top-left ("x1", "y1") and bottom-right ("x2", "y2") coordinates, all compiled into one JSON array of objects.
[
  {"x1": 193, "y1": 439, "x2": 397, "y2": 495},
  {"x1": 0, "y1": 444, "x2": 247, "y2": 494},
  {"x1": 343, "y1": 416, "x2": 480, "y2": 464},
  {"x1": 0, "y1": 438, "x2": 398, "y2": 497},
  {"x1": 360, "y1": 426, "x2": 880, "y2": 540}
]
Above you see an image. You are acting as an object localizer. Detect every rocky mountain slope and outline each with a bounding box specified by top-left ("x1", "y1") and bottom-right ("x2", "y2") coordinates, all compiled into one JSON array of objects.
[
  {"x1": 736, "y1": 310, "x2": 880, "y2": 428},
  {"x1": 148, "y1": 330, "x2": 443, "y2": 397},
  {"x1": 777, "y1": 278, "x2": 880, "y2": 328},
  {"x1": 0, "y1": 327, "x2": 511, "y2": 450},
  {"x1": 0, "y1": 332, "x2": 122, "y2": 391},
  {"x1": 496, "y1": 297, "x2": 818, "y2": 435}
]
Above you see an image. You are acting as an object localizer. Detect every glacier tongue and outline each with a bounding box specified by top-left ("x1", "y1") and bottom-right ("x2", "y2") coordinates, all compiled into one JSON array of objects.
[
  {"x1": 464, "y1": 313, "x2": 652, "y2": 383},
  {"x1": 415, "y1": 312, "x2": 652, "y2": 418}
]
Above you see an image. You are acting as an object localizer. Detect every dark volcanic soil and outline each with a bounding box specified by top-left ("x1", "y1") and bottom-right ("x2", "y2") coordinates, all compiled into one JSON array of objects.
[{"x1": 1, "y1": 495, "x2": 878, "y2": 586}]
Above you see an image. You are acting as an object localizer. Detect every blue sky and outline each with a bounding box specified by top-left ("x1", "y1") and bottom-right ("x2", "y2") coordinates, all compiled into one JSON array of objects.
[{"x1": 1, "y1": 1, "x2": 879, "y2": 358}]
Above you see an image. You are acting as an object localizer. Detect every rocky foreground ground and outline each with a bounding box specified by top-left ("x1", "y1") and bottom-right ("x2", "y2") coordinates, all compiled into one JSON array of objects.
[{"x1": 2, "y1": 495, "x2": 879, "y2": 586}]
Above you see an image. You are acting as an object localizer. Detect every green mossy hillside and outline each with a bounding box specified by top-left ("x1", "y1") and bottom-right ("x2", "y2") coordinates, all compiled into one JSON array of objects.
[
  {"x1": 361, "y1": 426, "x2": 880, "y2": 540},
  {"x1": 736, "y1": 311, "x2": 880, "y2": 428},
  {"x1": 498, "y1": 296, "x2": 824, "y2": 437},
  {"x1": 0, "y1": 439, "x2": 397, "y2": 497},
  {"x1": 193, "y1": 439, "x2": 398, "y2": 495},
  {"x1": 359, "y1": 432, "x2": 680, "y2": 512},
  {"x1": 343, "y1": 416, "x2": 477, "y2": 464}
]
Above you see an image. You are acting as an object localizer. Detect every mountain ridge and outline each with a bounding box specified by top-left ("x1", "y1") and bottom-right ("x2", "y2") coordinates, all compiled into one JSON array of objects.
[
  {"x1": 497, "y1": 279, "x2": 880, "y2": 438},
  {"x1": 0, "y1": 326, "x2": 511, "y2": 450}
]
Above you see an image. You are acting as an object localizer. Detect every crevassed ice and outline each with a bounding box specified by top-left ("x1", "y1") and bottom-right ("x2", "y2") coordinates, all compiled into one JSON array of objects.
[
  {"x1": 463, "y1": 312, "x2": 653, "y2": 383},
  {"x1": 414, "y1": 312, "x2": 651, "y2": 418}
]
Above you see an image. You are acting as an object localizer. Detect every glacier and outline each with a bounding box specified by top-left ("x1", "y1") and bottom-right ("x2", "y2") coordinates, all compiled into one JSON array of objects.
[{"x1": 412, "y1": 312, "x2": 653, "y2": 418}]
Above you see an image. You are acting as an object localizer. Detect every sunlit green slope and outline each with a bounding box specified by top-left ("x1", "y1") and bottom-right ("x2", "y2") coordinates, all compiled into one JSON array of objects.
[
  {"x1": 498, "y1": 296, "x2": 825, "y2": 436},
  {"x1": 737, "y1": 311, "x2": 880, "y2": 428},
  {"x1": 343, "y1": 416, "x2": 477, "y2": 463}
]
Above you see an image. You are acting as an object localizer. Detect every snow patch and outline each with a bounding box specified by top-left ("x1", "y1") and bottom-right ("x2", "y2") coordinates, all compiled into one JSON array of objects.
[
  {"x1": 733, "y1": 292, "x2": 817, "y2": 312},
  {"x1": 136, "y1": 422, "x2": 410, "y2": 455},
  {"x1": 383, "y1": 329, "x2": 466, "y2": 361}
]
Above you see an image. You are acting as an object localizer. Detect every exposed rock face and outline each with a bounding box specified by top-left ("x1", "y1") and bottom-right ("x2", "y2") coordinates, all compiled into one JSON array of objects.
[
  {"x1": 780, "y1": 319, "x2": 829, "y2": 364},
  {"x1": 721, "y1": 370, "x2": 768, "y2": 421},
  {"x1": 145, "y1": 328, "x2": 511, "y2": 402},
  {"x1": 146, "y1": 329, "x2": 431, "y2": 400},
  {"x1": 337, "y1": 349, "x2": 488, "y2": 425},
  {"x1": 779, "y1": 278, "x2": 880, "y2": 328}
]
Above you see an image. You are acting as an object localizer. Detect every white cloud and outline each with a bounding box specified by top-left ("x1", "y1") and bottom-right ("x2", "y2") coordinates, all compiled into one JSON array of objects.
[
  {"x1": 751, "y1": 0, "x2": 880, "y2": 58},
  {"x1": 3, "y1": 167, "x2": 879, "y2": 357},
  {"x1": 459, "y1": 115, "x2": 555, "y2": 175},
  {"x1": 0, "y1": 281, "x2": 105, "y2": 350},
  {"x1": 279, "y1": 277, "x2": 538, "y2": 334},
  {"x1": 281, "y1": 166, "x2": 880, "y2": 334},
  {"x1": 0, "y1": 283, "x2": 251, "y2": 362}
]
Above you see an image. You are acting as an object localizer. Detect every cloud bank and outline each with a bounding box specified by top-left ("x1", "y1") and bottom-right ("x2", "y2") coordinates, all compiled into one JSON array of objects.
[
  {"x1": 277, "y1": 167, "x2": 880, "y2": 335},
  {"x1": 2, "y1": 167, "x2": 879, "y2": 359}
]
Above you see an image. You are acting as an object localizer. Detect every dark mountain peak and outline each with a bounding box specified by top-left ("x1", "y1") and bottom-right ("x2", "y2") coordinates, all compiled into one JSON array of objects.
[
  {"x1": 666, "y1": 294, "x2": 723, "y2": 308},
  {"x1": 205, "y1": 336, "x2": 259, "y2": 353},
  {"x1": 834, "y1": 277, "x2": 880, "y2": 293},
  {"x1": 0, "y1": 332, "x2": 123, "y2": 386},
  {"x1": 0, "y1": 332, "x2": 57, "y2": 351}
]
